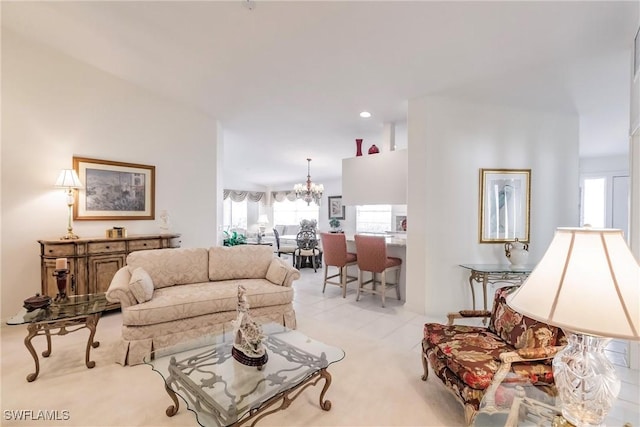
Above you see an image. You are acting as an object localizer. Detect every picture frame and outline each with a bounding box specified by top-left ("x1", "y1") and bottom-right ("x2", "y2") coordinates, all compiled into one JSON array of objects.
[
  {"x1": 395, "y1": 215, "x2": 407, "y2": 232},
  {"x1": 328, "y1": 196, "x2": 345, "y2": 220},
  {"x1": 73, "y1": 157, "x2": 155, "y2": 220},
  {"x1": 479, "y1": 168, "x2": 531, "y2": 243}
]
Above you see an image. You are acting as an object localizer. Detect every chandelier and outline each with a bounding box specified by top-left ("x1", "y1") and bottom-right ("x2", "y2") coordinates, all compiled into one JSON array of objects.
[{"x1": 294, "y1": 158, "x2": 324, "y2": 205}]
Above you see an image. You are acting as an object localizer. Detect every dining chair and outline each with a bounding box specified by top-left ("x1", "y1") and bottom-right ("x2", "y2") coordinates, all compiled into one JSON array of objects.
[
  {"x1": 354, "y1": 234, "x2": 402, "y2": 307},
  {"x1": 273, "y1": 228, "x2": 297, "y2": 263},
  {"x1": 294, "y1": 230, "x2": 322, "y2": 272},
  {"x1": 320, "y1": 232, "x2": 358, "y2": 298}
]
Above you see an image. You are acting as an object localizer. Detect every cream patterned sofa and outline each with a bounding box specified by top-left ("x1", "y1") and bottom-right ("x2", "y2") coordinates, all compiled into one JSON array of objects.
[{"x1": 106, "y1": 245, "x2": 300, "y2": 365}]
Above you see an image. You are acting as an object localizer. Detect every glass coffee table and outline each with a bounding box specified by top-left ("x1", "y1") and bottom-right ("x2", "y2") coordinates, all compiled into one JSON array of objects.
[
  {"x1": 145, "y1": 324, "x2": 345, "y2": 427},
  {"x1": 7, "y1": 293, "x2": 107, "y2": 382}
]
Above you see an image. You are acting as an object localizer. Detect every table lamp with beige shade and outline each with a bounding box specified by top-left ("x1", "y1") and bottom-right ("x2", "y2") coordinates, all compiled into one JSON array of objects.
[
  {"x1": 507, "y1": 227, "x2": 639, "y2": 427},
  {"x1": 55, "y1": 169, "x2": 83, "y2": 240}
]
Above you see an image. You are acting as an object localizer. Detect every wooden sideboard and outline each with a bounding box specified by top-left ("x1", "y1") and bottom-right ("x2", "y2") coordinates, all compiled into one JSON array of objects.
[{"x1": 38, "y1": 234, "x2": 181, "y2": 309}]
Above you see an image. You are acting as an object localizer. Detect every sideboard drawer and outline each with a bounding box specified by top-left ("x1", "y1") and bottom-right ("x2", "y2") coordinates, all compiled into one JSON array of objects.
[
  {"x1": 128, "y1": 239, "x2": 161, "y2": 252},
  {"x1": 88, "y1": 241, "x2": 126, "y2": 254},
  {"x1": 42, "y1": 243, "x2": 76, "y2": 257}
]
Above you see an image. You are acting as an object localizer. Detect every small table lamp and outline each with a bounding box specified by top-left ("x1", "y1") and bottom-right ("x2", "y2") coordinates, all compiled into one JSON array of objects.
[
  {"x1": 55, "y1": 169, "x2": 84, "y2": 240},
  {"x1": 257, "y1": 214, "x2": 269, "y2": 243},
  {"x1": 507, "y1": 227, "x2": 639, "y2": 426}
]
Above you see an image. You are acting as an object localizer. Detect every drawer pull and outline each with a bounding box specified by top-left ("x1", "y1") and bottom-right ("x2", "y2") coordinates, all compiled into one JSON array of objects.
[
  {"x1": 143, "y1": 243, "x2": 147, "y2": 246},
  {"x1": 49, "y1": 250, "x2": 53, "y2": 253},
  {"x1": 105, "y1": 246, "x2": 110, "y2": 249}
]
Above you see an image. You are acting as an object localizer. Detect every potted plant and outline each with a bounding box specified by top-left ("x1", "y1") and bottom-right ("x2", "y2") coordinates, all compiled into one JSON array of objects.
[
  {"x1": 329, "y1": 218, "x2": 341, "y2": 232},
  {"x1": 223, "y1": 230, "x2": 247, "y2": 246}
]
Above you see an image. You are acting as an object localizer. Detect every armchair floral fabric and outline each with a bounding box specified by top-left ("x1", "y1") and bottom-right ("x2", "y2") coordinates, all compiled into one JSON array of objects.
[{"x1": 421, "y1": 286, "x2": 566, "y2": 425}]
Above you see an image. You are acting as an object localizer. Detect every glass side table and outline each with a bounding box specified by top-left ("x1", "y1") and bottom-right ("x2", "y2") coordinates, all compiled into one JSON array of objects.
[
  {"x1": 459, "y1": 264, "x2": 535, "y2": 311},
  {"x1": 7, "y1": 293, "x2": 107, "y2": 382}
]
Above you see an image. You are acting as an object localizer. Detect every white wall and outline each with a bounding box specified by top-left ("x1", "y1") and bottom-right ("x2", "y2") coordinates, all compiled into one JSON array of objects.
[
  {"x1": 406, "y1": 96, "x2": 579, "y2": 316},
  {"x1": 580, "y1": 155, "x2": 629, "y2": 174},
  {"x1": 1, "y1": 31, "x2": 222, "y2": 317}
]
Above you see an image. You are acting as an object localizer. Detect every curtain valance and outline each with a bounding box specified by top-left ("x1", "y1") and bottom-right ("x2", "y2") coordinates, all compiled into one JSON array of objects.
[
  {"x1": 223, "y1": 190, "x2": 266, "y2": 204},
  {"x1": 271, "y1": 191, "x2": 297, "y2": 203}
]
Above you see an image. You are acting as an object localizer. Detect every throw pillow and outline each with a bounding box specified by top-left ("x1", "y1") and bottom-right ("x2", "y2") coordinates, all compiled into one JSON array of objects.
[
  {"x1": 266, "y1": 260, "x2": 288, "y2": 285},
  {"x1": 129, "y1": 267, "x2": 154, "y2": 303}
]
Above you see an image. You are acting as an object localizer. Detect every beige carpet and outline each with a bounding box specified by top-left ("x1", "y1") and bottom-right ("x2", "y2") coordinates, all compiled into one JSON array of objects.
[{"x1": 0, "y1": 308, "x2": 465, "y2": 427}]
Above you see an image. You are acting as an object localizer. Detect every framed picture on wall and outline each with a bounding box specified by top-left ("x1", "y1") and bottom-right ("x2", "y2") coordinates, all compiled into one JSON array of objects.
[
  {"x1": 479, "y1": 168, "x2": 531, "y2": 243},
  {"x1": 73, "y1": 157, "x2": 155, "y2": 220},
  {"x1": 328, "y1": 196, "x2": 345, "y2": 220}
]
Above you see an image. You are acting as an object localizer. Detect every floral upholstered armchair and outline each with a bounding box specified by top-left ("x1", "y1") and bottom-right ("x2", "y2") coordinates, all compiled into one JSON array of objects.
[{"x1": 421, "y1": 286, "x2": 566, "y2": 426}]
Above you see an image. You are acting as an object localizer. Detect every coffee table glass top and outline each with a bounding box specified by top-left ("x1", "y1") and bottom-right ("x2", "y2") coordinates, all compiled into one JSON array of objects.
[
  {"x1": 145, "y1": 323, "x2": 345, "y2": 427},
  {"x1": 7, "y1": 293, "x2": 107, "y2": 325}
]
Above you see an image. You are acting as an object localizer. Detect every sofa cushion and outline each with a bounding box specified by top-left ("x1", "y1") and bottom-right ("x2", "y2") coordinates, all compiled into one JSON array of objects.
[
  {"x1": 208, "y1": 245, "x2": 273, "y2": 281},
  {"x1": 127, "y1": 248, "x2": 209, "y2": 289},
  {"x1": 423, "y1": 323, "x2": 556, "y2": 391},
  {"x1": 129, "y1": 267, "x2": 154, "y2": 303},
  {"x1": 283, "y1": 225, "x2": 299, "y2": 236},
  {"x1": 489, "y1": 287, "x2": 563, "y2": 349},
  {"x1": 266, "y1": 259, "x2": 288, "y2": 285},
  {"x1": 122, "y1": 279, "x2": 294, "y2": 327}
]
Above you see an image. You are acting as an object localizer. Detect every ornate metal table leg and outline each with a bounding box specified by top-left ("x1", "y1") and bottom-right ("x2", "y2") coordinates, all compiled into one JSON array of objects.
[
  {"x1": 42, "y1": 327, "x2": 52, "y2": 357},
  {"x1": 318, "y1": 368, "x2": 332, "y2": 411},
  {"x1": 164, "y1": 383, "x2": 180, "y2": 417},
  {"x1": 24, "y1": 324, "x2": 40, "y2": 382},
  {"x1": 84, "y1": 314, "x2": 101, "y2": 369},
  {"x1": 468, "y1": 273, "x2": 477, "y2": 310},
  {"x1": 481, "y1": 273, "x2": 490, "y2": 324},
  {"x1": 482, "y1": 273, "x2": 489, "y2": 312}
]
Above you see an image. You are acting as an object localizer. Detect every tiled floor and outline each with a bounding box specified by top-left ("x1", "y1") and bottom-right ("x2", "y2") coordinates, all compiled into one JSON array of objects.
[{"x1": 291, "y1": 262, "x2": 640, "y2": 426}]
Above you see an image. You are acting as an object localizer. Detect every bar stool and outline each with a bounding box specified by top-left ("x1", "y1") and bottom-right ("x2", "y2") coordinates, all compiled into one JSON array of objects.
[
  {"x1": 354, "y1": 234, "x2": 402, "y2": 307},
  {"x1": 320, "y1": 232, "x2": 358, "y2": 298}
]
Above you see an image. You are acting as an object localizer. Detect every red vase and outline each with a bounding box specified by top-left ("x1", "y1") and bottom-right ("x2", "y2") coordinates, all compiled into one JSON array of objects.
[
  {"x1": 355, "y1": 139, "x2": 363, "y2": 156},
  {"x1": 368, "y1": 144, "x2": 379, "y2": 154}
]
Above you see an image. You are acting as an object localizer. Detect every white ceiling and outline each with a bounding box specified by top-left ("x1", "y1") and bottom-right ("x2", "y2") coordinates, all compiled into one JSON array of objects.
[{"x1": 3, "y1": 1, "x2": 638, "y2": 188}]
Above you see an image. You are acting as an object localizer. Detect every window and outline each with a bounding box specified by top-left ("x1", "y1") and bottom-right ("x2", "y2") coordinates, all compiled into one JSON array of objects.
[
  {"x1": 273, "y1": 199, "x2": 319, "y2": 226},
  {"x1": 581, "y1": 177, "x2": 606, "y2": 228},
  {"x1": 356, "y1": 205, "x2": 392, "y2": 233},
  {"x1": 223, "y1": 198, "x2": 248, "y2": 230}
]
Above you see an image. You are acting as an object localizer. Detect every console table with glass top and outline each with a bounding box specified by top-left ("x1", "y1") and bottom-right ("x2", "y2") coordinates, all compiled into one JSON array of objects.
[
  {"x1": 145, "y1": 323, "x2": 345, "y2": 427},
  {"x1": 7, "y1": 293, "x2": 107, "y2": 382},
  {"x1": 459, "y1": 264, "x2": 535, "y2": 311}
]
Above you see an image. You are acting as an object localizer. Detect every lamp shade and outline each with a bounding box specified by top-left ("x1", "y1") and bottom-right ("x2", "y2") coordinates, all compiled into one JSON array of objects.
[
  {"x1": 257, "y1": 214, "x2": 269, "y2": 225},
  {"x1": 507, "y1": 227, "x2": 640, "y2": 341},
  {"x1": 55, "y1": 169, "x2": 83, "y2": 188}
]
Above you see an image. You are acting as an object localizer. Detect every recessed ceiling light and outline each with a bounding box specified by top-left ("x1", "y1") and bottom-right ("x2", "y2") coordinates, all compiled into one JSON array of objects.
[{"x1": 359, "y1": 111, "x2": 371, "y2": 118}]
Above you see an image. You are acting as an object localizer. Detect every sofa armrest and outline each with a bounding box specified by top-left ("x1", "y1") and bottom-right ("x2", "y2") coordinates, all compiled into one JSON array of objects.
[
  {"x1": 270, "y1": 256, "x2": 300, "y2": 287},
  {"x1": 446, "y1": 310, "x2": 492, "y2": 325},
  {"x1": 105, "y1": 267, "x2": 137, "y2": 308}
]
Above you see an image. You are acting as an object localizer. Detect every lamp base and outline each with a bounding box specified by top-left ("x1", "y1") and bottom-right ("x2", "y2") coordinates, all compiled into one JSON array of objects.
[
  {"x1": 60, "y1": 232, "x2": 80, "y2": 240},
  {"x1": 553, "y1": 332, "x2": 620, "y2": 427}
]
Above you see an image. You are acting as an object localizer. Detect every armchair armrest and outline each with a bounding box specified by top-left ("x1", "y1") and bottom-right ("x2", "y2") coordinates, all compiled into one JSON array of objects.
[
  {"x1": 446, "y1": 310, "x2": 492, "y2": 325},
  {"x1": 105, "y1": 267, "x2": 137, "y2": 308}
]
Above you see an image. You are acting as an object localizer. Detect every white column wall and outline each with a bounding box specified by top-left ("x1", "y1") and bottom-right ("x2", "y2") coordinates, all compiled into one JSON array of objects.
[
  {"x1": 406, "y1": 96, "x2": 579, "y2": 316},
  {"x1": 1, "y1": 31, "x2": 221, "y2": 317}
]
